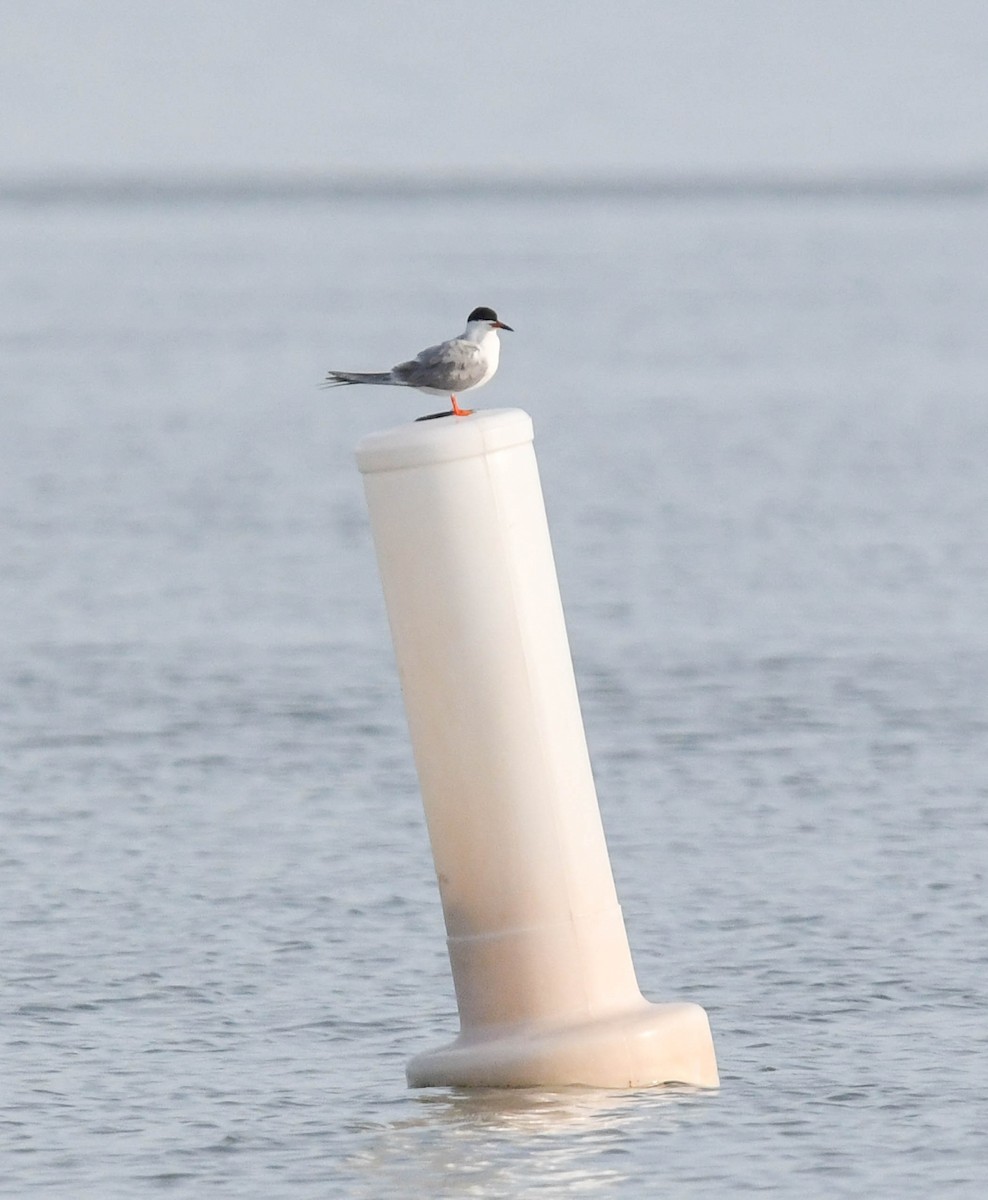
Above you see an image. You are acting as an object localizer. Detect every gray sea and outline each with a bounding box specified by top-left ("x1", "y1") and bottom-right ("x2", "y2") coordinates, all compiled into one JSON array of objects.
[{"x1": 2, "y1": 180, "x2": 987, "y2": 1196}]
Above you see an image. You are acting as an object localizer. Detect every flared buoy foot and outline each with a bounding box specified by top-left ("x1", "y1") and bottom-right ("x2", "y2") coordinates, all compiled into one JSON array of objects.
[{"x1": 406, "y1": 1001, "x2": 719, "y2": 1090}]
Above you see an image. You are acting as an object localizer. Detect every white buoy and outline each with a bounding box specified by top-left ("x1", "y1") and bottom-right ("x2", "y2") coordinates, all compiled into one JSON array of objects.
[{"x1": 355, "y1": 408, "x2": 718, "y2": 1089}]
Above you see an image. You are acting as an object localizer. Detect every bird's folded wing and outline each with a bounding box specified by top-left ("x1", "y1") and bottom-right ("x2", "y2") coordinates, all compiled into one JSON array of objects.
[{"x1": 392, "y1": 339, "x2": 486, "y2": 392}]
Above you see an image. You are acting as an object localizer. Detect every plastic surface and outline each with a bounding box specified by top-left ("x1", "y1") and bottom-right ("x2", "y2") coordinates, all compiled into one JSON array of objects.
[{"x1": 356, "y1": 409, "x2": 719, "y2": 1089}]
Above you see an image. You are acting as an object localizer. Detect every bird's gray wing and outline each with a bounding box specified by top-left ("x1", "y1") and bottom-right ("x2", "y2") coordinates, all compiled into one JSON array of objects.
[{"x1": 391, "y1": 338, "x2": 486, "y2": 392}]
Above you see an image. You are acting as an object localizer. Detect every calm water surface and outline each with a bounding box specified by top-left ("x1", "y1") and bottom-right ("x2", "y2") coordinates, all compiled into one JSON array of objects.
[{"x1": 2, "y1": 186, "x2": 987, "y2": 1196}]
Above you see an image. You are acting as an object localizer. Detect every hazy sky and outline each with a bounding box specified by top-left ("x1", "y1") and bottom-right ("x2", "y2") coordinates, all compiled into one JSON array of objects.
[{"x1": 2, "y1": 0, "x2": 986, "y2": 176}]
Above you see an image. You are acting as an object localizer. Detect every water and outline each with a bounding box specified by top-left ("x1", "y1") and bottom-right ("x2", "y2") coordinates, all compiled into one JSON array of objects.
[{"x1": 2, "y1": 184, "x2": 987, "y2": 1196}]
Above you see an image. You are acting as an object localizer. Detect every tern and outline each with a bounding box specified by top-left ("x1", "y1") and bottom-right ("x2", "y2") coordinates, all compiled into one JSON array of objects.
[{"x1": 322, "y1": 306, "x2": 513, "y2": 417}]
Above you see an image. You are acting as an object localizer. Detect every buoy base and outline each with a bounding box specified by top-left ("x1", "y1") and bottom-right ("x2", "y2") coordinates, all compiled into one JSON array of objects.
[{"x1": 406, "y1": 1001, "x2": 719, "y2": 1090}]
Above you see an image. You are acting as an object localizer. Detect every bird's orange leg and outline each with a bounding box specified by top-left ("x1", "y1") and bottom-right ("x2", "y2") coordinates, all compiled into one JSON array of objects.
[{"x1": 450, "y1": 394, "x2": 473, "y2": 417}]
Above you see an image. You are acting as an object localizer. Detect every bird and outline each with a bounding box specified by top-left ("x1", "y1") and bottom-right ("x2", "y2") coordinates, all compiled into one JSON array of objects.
[{"x1": 322, "y1": 307, "x2": 513, "y2": 417}]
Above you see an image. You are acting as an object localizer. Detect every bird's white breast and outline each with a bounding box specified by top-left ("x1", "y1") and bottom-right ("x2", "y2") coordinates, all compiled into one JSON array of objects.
[{"x1": 475, "y1": 329, "x2": 500, "y2": 388}]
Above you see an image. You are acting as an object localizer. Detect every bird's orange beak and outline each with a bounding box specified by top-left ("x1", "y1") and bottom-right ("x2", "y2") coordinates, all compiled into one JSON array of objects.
[{"x1": 493, "y1": 320, "x2": 514, "y2": 332}]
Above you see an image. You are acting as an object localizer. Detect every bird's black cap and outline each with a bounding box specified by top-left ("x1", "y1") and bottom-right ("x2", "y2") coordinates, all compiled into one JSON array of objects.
[{"x1": 467, "y1": 306, "x2": 513, "y2": 331}]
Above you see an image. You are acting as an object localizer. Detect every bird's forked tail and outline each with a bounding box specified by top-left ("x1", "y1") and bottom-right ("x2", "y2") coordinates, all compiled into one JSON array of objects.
[{"x1": 321, "y1": 371, "x2": 394, "y2": 389}]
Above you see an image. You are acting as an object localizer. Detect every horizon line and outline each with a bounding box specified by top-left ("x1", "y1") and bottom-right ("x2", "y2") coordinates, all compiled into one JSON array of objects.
[{"x1": 2, "y1": 168, "x2": 986, "y2": 204}]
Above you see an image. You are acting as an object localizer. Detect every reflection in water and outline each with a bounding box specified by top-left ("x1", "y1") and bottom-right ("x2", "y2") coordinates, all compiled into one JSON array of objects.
[{"x1": 345, "y1": 1085, "x2": 717, "y2": 1195}]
